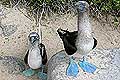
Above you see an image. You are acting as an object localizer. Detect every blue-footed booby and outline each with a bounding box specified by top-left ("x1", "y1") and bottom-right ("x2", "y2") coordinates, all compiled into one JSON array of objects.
[
  {"x1": 57, "y1": 1, "x2": 97, "y2": 77},
  {"x1": 75, "y1": 1, "x2": 97, "y2": 73},
  {"x1": 23, "y1": 32, "x2": 47, "y2": 79}
]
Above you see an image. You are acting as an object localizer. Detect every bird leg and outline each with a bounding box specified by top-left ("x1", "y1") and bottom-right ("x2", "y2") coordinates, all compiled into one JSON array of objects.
[
  {"x1": 82, "y1": 55, "x2": 87, "y2": 61},
  {"x1": 41, "y1": 64, "x2": 45, "y2": 73},
  {"x1": 70, "y1": 52, "x2": 83, "y2": 60},
  {"x1": 37, "y1": 64, "x2": 47, "y2": 80}
]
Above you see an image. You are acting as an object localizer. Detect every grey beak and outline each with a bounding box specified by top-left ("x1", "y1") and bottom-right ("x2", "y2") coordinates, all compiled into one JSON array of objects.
[
  {"x1": 75, "y1": 1, "x2": 86, "y2": 12},
  {"x1": 79, "y1": 3, "x2": 85, "y2": 12}
]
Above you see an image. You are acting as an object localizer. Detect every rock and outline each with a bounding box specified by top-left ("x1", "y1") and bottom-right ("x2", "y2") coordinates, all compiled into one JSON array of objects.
[
  {"x1": 0, "y1": 24, "x2": 17, "y2": 36},
  {"x1": 47, "y1": 49, "x2": 120, "y2": 80},
  {"x1": 0, "y1": 56, "x2": 43, "y2": 80},
  {"x1": 0, "y1": 56, "x2": 25, "y2": 74}
]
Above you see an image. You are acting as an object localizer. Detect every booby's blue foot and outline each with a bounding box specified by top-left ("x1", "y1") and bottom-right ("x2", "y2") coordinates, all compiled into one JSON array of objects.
[
  {"x1": 66, "y1": 57, "x2": 79, "y2": 77},
  {"x1": 22, "y1": 68, "x2": 35, "y2": 77},
  {"x1": 78, "y1": 60, "x2": 96, "y2": 73},
  {"x1": 37, "y1": 64, "x2": 47, "y2": 80},
  {"x1": 38, "y1": 72, "x2": 47, "y2": 80}
]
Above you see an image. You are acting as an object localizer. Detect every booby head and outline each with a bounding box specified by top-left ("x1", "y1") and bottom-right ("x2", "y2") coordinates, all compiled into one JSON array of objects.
[
  {"x1": 28, "y1": 32, "x2": 40, "y2": 44},
  {"x1": 75, "y1": 1, "x2": 89, "y2": 13}
]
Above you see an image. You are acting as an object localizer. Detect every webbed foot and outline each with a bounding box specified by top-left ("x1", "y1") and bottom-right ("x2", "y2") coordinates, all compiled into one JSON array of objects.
[
  {"x1": 22, "y1": 68, "x2": 35, "y2": 77},
  {"x1": 66, "y1": 57, "x2": 79, "y2": 77},
  {"x1": 78, "y1": 60, "x2": 96, "y2": 73},
  {"x1": 38, "y1": 72, "x2": 47, "y2": 80}
]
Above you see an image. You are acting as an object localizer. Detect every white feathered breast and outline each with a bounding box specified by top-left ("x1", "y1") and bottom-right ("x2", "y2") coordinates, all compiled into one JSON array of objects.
[{"x1": 28, "y1": 47, "x2": 42, "y2": 69}]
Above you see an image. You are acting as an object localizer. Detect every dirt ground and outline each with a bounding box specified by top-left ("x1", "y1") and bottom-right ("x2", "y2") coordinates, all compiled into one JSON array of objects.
[{"x1": 0, "y1": 5, "x2": 120, "y2": 80}]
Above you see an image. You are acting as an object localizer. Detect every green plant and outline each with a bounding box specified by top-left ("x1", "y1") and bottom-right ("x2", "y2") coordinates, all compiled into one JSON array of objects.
[
  {"x1": 1, "y1": 0, "x2": 119, "y2": 16},
  {"x1": 0, "y1": 0, "x2": 119, "y2": 27}
]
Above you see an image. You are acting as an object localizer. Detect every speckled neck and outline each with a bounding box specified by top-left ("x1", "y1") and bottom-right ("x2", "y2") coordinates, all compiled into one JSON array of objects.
[
  {"x1": 75, "y1": 9, "x2": 94, "y2": 56},
  {"x1": 77, "y1": 11, "x2": 92, "y2": 34}
]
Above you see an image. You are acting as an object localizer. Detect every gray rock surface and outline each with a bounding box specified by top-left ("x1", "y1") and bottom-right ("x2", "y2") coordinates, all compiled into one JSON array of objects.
[
  {"x1": 0, "y1": 56, "x2": 25, "y2": 74},
  {"x1": 0, "y1": 56, "x2": 42, "y2": 80},
  {"x1": 47, "y1": 48, "x2": 120, "y2": 80},
  {"x1": 0, "y1": 24, "x2": 17, "y2": 37}
]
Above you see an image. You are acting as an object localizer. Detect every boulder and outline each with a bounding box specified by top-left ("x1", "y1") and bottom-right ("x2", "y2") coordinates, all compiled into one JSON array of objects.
[{"x1": 47, "y1": 48, "x2": 120, "y2": 80}]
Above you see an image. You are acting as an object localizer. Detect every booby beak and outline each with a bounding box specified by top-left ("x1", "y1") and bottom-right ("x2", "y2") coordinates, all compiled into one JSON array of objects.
[
  {"x1": 78, "y1": 3, "x2": 85, "y2": 12},
  {"x1": 30, "y1": 36, "x2": 37, "y2": 44}
]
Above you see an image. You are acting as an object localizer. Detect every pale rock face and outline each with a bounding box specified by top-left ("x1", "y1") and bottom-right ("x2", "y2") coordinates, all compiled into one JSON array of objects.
[
  {"x1": 28, "y1": 47, "x2": 42, "y2": 69},
  {"x1": 47, "y1": 49, "x2": 120, "y2": 80}
]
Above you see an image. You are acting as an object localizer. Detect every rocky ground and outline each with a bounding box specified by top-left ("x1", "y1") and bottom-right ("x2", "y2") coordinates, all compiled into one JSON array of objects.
[
  {"x1": 48, "y1": 49, "x2": 120, "y2": 80},
  {"x1": 0, "y1": 4, "x2": 120, "y2": 80}
]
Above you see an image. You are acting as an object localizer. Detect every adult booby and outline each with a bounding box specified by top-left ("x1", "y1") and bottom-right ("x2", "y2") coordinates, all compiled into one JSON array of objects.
[
  {"x1": 23, "y1": 32, "x2": 47, "y2": 78},
  {"x1": 57, "y1": 1, "x2": 97, "y2": 76},
  {"x1": 75, "y1": 1, "x2": 97, "y2": 73}
]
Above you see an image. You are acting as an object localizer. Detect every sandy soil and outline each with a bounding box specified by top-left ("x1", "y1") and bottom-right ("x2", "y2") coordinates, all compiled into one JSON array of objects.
[{"x1": 0, "y1": 5, "x2": 120, "y2": 80}]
